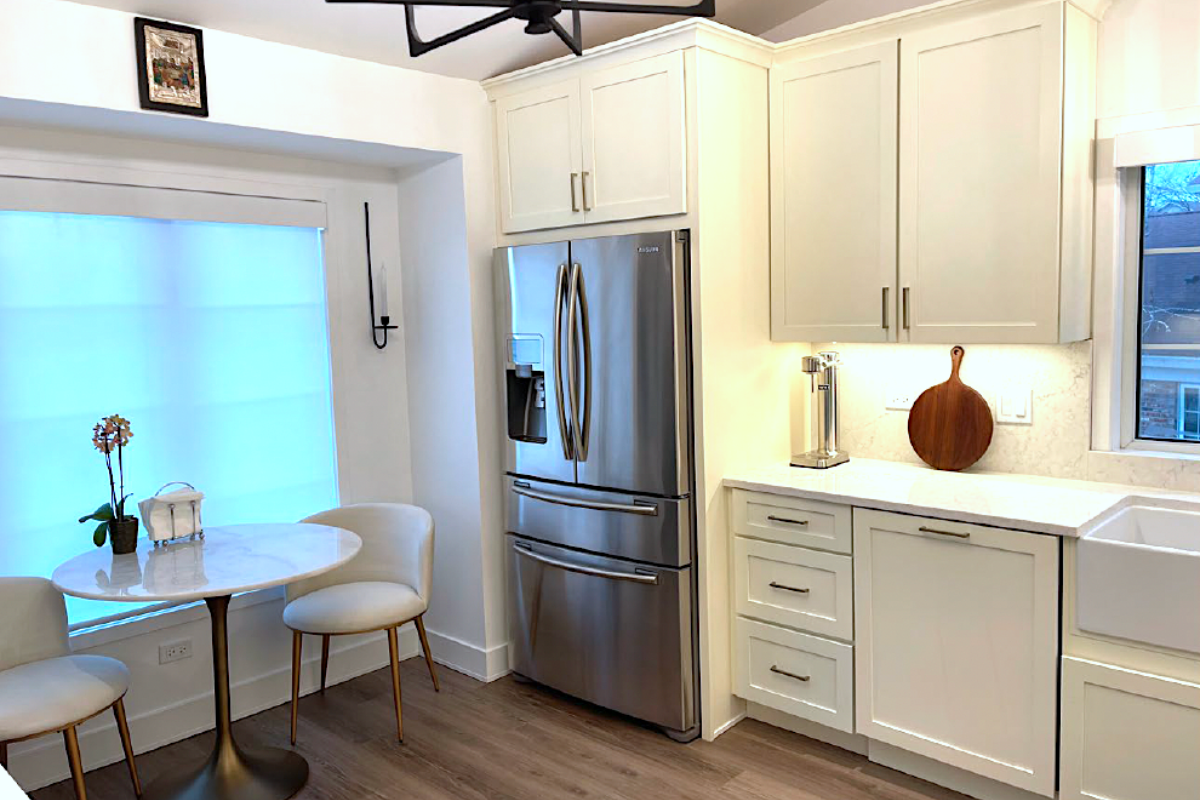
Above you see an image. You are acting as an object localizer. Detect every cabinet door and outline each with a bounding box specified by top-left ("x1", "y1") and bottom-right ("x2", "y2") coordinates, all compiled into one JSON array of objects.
[
  {"x1": 1060, "y1": 657, "x2": 1200, "y2": 800},
  {"x1": 771, "y1": 42, "x2": 898, "y2": 342},
  {"x1": 853, "y1": 509, "x2": 1059, "y2": 796},
  {"x1": 495, "y1": 79, "x2": 584, "y2": 233},
  {"x1": 580, "y1": 51, "x2": 687, "y2": 224},
  {"x1": 898, "y1": 4, "x2": 1063, "y2": 343}
]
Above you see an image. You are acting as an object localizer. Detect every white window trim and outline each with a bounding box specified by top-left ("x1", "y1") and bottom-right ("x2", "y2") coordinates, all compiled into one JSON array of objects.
[
  {"x1": 1179, "y1": 384, "x2": 1200, "y2": 441},
  {"x1": 1091, "y1": 106, "x2": 1200, "y2": 458}
]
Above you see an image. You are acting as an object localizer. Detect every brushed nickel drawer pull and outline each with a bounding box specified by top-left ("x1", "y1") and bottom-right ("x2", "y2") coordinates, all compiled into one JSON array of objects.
[
  {"x1": 769, "y1": 581, "x2": 810, "y2": 594},
  {"x1": 767, "y1": 515, "x2": 808, "y2": 526},
  {"x1": 919, "y1": 525, "x2": 970, "y2": 539},
  {"x1": 570, "y1": 173, "x2": 580, "y2": 213},
  {"x1": 770, "y1": 665, "x2": 810, "y2": 682}
]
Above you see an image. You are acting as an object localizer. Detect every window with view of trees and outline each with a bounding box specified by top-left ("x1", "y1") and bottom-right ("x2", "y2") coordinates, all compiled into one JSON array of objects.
[{"x1": 1136, "y1": 159, "x2": 1200, "y2": 443}]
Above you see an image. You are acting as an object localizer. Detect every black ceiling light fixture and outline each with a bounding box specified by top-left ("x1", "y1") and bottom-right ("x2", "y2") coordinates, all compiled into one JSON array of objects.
[{"x1": 324, "y1": 0, "x2": 716, "y2": 57}]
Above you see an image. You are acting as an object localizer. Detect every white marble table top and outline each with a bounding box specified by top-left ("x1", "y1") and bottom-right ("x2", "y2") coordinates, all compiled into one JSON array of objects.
[
  {"x1": 51, "y1": 524, "x2": 361, "y2": 603},
  {"x1": 725, "y1": 459, "x2": 1200, "y2": 537}
]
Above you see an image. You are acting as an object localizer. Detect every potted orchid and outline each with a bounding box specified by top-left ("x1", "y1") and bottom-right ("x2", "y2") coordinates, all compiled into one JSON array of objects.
[{"x1": 79, "y1": 414, "x2": 139, "y2": 554}]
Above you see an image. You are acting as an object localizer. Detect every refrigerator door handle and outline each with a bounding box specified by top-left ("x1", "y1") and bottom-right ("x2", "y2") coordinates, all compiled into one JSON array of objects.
[
  {"x1": 566, "y1": 262, "x2": 583, "y2": 461},
  {"x1": 575, "y1": 263, "x2": 593, "y2": 461},
  {"x1": 514, "y1": 542, "x2": 660, "y2": 585},
  {"x1": 512, "y1": 482, "x2": 660, "y2": 516},
  {"x1": 553, "y1": 263, "x2": 574, "y2": 460}
]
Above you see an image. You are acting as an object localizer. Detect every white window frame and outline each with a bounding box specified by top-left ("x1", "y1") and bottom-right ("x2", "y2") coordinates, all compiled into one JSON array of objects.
[
  {"x1": 1092, "y1": 107, "x2": 1200, "y2": 457},
  {"x1": 1180, "y1": 384, "x2": 1200, "y2": 441}
]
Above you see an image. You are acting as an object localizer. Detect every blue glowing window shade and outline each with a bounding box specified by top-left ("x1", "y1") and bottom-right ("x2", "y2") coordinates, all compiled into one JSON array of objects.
[{"x1": 0, "y1": 210, "x2": 339, "y2": 626}]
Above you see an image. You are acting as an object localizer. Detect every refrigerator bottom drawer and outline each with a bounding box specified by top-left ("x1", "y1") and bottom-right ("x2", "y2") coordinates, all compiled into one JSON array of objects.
[{"x1": 507, "y1": 535, "x2": 696, "y2": 733}]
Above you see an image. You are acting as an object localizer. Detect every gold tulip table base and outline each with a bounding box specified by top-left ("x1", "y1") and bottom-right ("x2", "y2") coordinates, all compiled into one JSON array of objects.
[{"x1": 142, "y1": 596, "x2": 309, "y2": 800}]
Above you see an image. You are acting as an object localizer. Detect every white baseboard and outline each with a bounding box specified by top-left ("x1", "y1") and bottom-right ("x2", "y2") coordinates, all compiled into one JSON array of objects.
[
  {"x1": 709, "y1": 711, "x2": 746, "y2": 740},
  {"x1": 425, "y1": 628, "x2": 509, "y2": 682},
  {"x1": 8, "y1": 629, "x2": 417, "y2": 793},
  {"x1": 868, "y1": 741, "x2": 1046, "y2": 800},
  {"x1": 745, "y1": 703, "x2": 869, "y2": 756}
]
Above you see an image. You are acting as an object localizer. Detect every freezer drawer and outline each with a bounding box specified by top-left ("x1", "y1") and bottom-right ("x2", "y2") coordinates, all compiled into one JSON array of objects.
[
  {"x1": 506, "y1": 476, "x2": 691, "y2": 567},
  {"x1": 507, "y1": 535, "x2": 696, "y2": 734}
]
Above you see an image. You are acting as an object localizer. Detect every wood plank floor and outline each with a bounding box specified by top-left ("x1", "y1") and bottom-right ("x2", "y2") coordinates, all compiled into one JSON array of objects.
[{"x1": 32, "y1": 658, "x2": 970, "y2": 800}]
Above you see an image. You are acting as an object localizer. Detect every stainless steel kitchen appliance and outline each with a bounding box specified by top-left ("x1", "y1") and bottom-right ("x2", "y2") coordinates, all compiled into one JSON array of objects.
[
  {"x1": 495, "y1": 230, "x2": 698, "y2": 741},
  {"x1": 791, "y1": 350, "x2": 849, "y2": 469}
]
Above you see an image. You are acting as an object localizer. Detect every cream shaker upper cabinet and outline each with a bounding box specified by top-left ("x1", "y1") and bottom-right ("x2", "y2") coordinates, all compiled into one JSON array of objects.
[
  {"x1": 898, "y1": 2, "x2": 1092, "y2": 344},
  {"x1": 495, "y1": 79, "x2": 585, "y2": 234},
  {"x1": 771, "y1": 42, "x2": 899, "y2": 342},
  {"x1": 854, "y1": 509, "x2": 1060, "y2": 797},
  {"x1": 580, "y1": 51, "x2": 687, "y2": 225}
]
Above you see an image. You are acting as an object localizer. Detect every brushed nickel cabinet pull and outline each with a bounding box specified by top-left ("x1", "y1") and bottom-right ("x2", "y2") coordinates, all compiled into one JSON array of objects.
[
  {"x1": 581, "y1": 171, "x2": 592, "y2": 211},
  {"x1": 769, "y1": 582, "x2": 810, "y2": 594},
  {"x1": 767, "y1": 515, "x2": 808, "y2": 527},
  {"x1": 770, "y1": 665, "x2": 810, "y2": 682},
  {"x1": 570, "y1": 173, "x2": 580, "y2": 213},
  {"x1": 902, "y1": 287, "x2": 911, "y2": 330},
  {"x1": 882, "y1": 286, "x2": 890, "y2": 330},
  {"x1": 919, "y1": 525, "x2": 970, "y2": 539}
]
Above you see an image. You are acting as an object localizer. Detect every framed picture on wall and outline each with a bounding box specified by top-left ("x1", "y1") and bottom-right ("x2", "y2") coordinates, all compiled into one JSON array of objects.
[{"x1": 134, "y1": 17, "x2": 208, "y2": 117}]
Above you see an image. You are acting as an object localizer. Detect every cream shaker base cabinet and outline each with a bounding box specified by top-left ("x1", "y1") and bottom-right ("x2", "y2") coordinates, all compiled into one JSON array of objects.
[
  {"x1": 493, "y1": 51, "x2": 687, "y2": 234},
  {"x1": 852, "y1": 509, "x2": 1060, "y2": 797},
  {"x1": 1060, "y1": 657, "x2": 1200, "y2": 800},
  {"x1": 770, "y1": 41, "x2": 898, "y2": 343}
]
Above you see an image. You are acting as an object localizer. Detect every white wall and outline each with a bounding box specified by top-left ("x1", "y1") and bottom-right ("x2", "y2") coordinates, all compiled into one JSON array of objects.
[
  {"x1": 0, "y1": 0, "x2": 504, "y2": 790},
  {"x1": 761, "y1": 0, "x2": 932, "y2": 42},
  {"x1": 1097, "y1": 0, "x2": 1200, "y2": 119}
]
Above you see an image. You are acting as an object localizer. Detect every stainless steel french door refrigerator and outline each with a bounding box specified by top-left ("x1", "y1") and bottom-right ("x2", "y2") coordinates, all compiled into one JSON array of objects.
[{"x1": 495, "y1": 230, "x2": 698, "y2": 741}]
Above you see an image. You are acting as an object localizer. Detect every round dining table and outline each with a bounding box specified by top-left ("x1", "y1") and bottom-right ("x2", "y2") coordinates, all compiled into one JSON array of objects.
[{"x1": 52, "y1": 523, "x2": 362, "y2": 800}]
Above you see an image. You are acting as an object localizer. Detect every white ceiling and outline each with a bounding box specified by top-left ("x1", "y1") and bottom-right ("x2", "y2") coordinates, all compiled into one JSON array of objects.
[{"x1": 73, "y1": 0, "x2": 824, "y2": 81}]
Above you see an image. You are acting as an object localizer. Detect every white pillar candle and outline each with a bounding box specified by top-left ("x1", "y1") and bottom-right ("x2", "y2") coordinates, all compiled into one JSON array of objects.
[{"x1": 377, "y1": 260, "x2": 389, "y2": 319}]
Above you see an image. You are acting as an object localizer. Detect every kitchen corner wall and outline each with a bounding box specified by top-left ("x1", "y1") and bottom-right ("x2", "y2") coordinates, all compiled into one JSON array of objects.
[{"x1": 806, "y1": 342, "x2": 1200, "y2": 493}]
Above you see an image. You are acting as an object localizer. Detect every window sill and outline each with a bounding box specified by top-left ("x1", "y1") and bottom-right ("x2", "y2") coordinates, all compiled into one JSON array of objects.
[{"x1": 69, "y1": 586, "x2": 285, "y2": 650}]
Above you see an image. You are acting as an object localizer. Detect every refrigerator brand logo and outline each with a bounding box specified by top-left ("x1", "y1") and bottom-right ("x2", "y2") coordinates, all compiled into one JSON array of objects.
[{"x1": 637, "y1": 246, "x2": 661, "y2": 254}]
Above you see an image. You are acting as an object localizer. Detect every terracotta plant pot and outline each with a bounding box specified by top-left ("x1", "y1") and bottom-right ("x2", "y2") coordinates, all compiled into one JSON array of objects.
[{"x1": 110, "y1": 517, "x2": 139, "y2": 555}]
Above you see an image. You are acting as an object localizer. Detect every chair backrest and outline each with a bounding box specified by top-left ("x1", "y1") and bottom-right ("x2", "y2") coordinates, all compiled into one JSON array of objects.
[
  {"x1": 0, "y1": 577, "x2": 70, "y2": 672},
  {"x1": 287, "y1": 503, "x2": 434, "y2": 605}
]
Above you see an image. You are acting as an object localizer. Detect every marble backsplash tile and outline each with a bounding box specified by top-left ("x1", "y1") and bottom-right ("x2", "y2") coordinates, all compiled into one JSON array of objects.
[{"x1": 804, "y1": 341, "x2": 1198, "y2": 493}]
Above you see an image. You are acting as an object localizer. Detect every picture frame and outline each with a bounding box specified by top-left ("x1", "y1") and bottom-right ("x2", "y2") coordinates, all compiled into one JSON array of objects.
[{"x1": 134, "y1": 17, "x2": 208, "y2": 117}]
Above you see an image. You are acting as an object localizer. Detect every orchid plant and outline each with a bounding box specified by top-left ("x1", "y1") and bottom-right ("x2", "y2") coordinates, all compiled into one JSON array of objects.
[{"x1": 79, "y1": 414, "x2": 136, "y2": 547}]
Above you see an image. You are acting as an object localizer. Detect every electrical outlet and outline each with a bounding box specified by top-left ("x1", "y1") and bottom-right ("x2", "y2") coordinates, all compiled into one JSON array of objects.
[
  {"x1": 886, "y1": 389, "x2": 917, "y2": 411},
  {"x1": 159, "y1": 639, "x2": 193, "y2": 664},
  {"x1": 997, "y1": 388, "x2": 1034, "y2": 425}
]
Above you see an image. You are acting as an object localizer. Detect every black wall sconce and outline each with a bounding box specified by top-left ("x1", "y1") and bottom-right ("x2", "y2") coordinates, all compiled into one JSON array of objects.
[{"x1": 364, "y1": 201, "x2": 397, "y2": 350}]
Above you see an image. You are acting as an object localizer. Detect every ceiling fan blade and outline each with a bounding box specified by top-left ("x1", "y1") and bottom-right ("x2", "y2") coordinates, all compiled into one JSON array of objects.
[
  {"x1": 558, "y1": 0, "x2": 715, "y2": 15},
  {"x1": 548, "y1": 10, "x2": 584, "y2": 56},
  {"x1": 404, "y1": 4, "x2": 521, "y2": 56}
]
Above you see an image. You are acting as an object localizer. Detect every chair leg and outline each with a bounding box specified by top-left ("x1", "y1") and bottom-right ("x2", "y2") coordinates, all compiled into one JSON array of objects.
[
  {"x1": 415, "y1": 615, "x2": 440, "y2": 692},
  {"x1": 62, "y1": 726, "x2": 87, "y2": 800},
  {"x1": 320, "y1": 634, "x2": 330, "y2": 694},
  {"x1": 387, "y1": 627, "x2": 404, "y2": 742},
  {"x1": 113, "y1": 698, "x2": 142, "y2": 797},
  {"x1": 290, "y1": 630, "x2": 302, "y2": 745}
]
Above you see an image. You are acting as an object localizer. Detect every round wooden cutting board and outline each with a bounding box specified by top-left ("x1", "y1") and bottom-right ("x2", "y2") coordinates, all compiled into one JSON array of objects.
[{"x1": 907, "y1": 346, "x2": 994, "y2": 471}]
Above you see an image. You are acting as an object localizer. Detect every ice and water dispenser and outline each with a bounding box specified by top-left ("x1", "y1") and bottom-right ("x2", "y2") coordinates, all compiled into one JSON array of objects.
[{"x1": 505, "y1": 335, "x2": 547, "y2": 444}]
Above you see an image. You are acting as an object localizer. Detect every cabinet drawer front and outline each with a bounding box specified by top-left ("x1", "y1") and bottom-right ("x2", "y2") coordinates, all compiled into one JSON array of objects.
[
  {"x1": 1060, "y1": 657, "x2": 1200, "y2": 800},
  {"x1": 734, "y1": 537, "x2": 853, "y2": 640},
  {"x1": 734, "y1": 618, "x2": 854, "y2": 733},
  {"x1": 731, "y1": 490, "x2": 852, "y2": 554}
]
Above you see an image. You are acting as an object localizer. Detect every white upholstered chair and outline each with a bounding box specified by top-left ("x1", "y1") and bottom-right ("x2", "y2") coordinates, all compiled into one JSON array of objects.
[
  {"x1": 0, "y1": 577, "x2": 141, "y2": 799},
  {"x1": 284, "y1": 503, "x2": 437, "y2": 744}
]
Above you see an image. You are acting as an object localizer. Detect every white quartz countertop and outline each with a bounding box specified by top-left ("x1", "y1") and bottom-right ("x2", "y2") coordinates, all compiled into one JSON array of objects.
[{"x1": 724, "y1": 459, "x2": 1200, "y2": 537}]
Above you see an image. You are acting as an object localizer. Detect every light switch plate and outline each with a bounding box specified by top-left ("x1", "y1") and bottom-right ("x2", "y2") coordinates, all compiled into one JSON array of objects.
[{"x1": 997, "y1": 388, "x2": 1033, "y2": 425}]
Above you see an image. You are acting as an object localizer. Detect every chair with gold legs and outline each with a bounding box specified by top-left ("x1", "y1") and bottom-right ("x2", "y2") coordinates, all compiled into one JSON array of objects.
[
  {"x1": 0, "y1": 577, "x2": 141, "y2": 799},
  {"x1": 284, "y1": 504, "x2": 437, "y2": 744}
]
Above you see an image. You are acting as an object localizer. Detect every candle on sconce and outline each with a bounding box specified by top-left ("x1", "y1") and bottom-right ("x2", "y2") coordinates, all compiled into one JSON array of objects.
[{"x1": 376, "y1": 260, "x2": 389, "y2": 320}]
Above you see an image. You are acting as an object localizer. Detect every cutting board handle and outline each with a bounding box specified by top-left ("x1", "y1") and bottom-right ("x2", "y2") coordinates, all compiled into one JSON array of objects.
[{"x1": 949, "y1": 346, "x2": 965, "y2": 382}]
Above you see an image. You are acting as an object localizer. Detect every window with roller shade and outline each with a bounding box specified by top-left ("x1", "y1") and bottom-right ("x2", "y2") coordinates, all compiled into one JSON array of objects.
[{"x1": 0, "y1": 179, "x2": 338, "y2": 627}]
